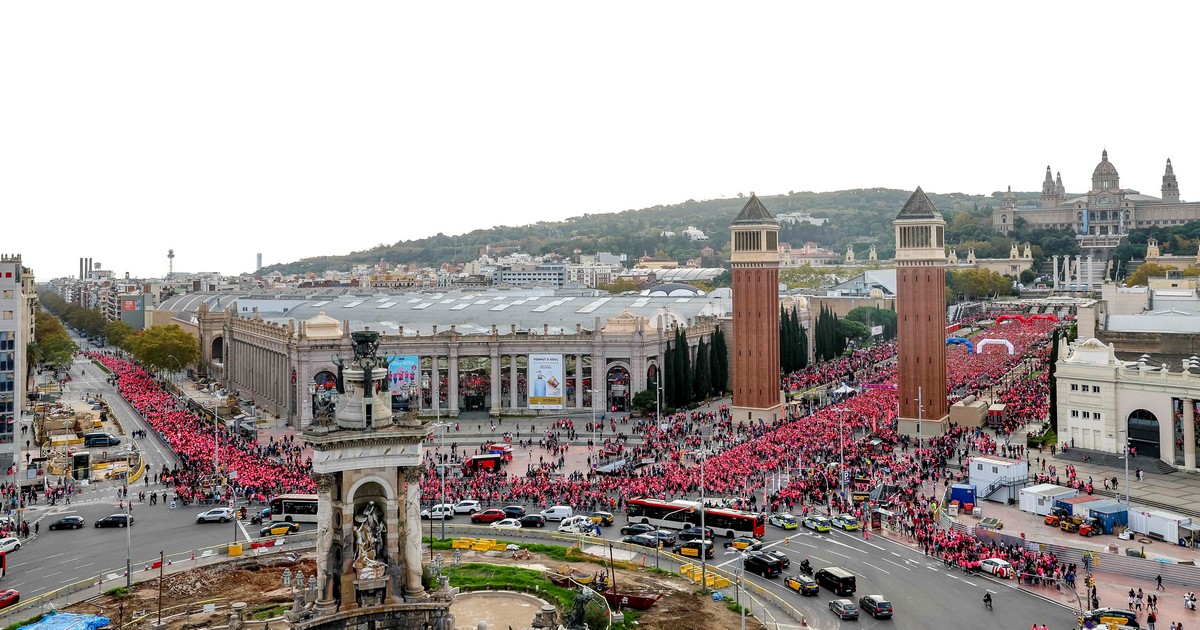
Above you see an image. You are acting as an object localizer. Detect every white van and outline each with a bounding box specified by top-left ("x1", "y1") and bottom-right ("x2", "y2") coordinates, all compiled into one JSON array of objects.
[
  {"x1": 540, "y1": 505, "x2": 574, "y2": 522},
  {"x1": 421, "y1": 504, "x2": 455, "y2": 520},
  {"x1": 557, "y1": 515, "x2": 594, "y2": 534}
]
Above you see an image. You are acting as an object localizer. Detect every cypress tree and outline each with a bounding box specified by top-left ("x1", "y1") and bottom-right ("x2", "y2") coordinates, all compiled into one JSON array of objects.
[
  {"x1": 678, "y1": 329, "x2": 693, "y2": 406},
  {"x1": 1048, "y1": 327, "x2": 1060, "y2": 433},
  {"x1": 711, "y1": 327, "x2": 728, "y2": 396},
  {"x1": 693, "y1": 337, "x2": 710, "y2": 403},
  {"x1": 798, "y1": 318, "x2": 809, "y2": 369},
  {"x1": 663, "y1": 341, "x2": 676, "y2": 408},
  {"x1": 779, "y1": 306, "x2": 792, "y2": 372}
]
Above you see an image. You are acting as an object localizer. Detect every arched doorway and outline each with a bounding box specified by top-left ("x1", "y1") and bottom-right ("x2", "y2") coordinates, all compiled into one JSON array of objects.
[
  {"x1": 211, "y1": 336, "x2": 224, "y2": 364},
  {"x1": 606, "y1": 366, "x2": 630, "y2": 413},
  {"x1": 312, "y1": 370, "x2": 338, "y2": 421},
  {"x1": 1128, "y1": 409, "x2": 1160, "y2": 459}
]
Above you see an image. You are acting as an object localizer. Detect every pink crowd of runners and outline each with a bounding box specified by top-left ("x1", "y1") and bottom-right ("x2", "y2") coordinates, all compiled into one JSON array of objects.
[{"x1": 89, "y1": 353, "x2": 315, "y2": 503}]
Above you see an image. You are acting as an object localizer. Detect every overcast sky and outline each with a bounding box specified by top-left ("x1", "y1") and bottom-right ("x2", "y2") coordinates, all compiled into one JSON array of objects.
[{"x1": 4, "y1": 2, "x2": 1197, "y2": 280}]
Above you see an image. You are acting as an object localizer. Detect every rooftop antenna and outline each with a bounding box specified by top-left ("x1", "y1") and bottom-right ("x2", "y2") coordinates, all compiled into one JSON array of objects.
[{"x1": 168, "y1": 249, "x2": 175, "y2": 276}]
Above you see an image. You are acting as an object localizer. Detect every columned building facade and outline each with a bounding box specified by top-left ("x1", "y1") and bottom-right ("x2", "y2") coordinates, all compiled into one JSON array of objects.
[
  {"x1": 894, "y1": 188, "x2": 950, "y2": 436},
  {"x1": 729, "y1": 195, "x2": 784, "y2": 422}
]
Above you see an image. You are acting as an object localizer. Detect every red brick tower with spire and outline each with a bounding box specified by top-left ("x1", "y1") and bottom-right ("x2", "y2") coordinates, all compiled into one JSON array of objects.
[
  {"x1": 730, "y1": 194, "x2": 784, "y2": 423},
  {"x1": 894, "y1": 188, "x2": 949, "y2": 436}
]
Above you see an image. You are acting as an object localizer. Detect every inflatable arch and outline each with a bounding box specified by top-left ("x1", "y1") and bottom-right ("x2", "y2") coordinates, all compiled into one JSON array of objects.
[
  {"x1": 977, "y1": 338, "x2": 1015, "y2": 354},
  {"x1": 946, "y1": 337, "x2": 975, "y2": 353},
  {"x1": 996, "y1": 314, "x2": 1027, "y2": 324},
  {"x1": 1028, "y1": 313, "x2": 1059, "y2": 322}
]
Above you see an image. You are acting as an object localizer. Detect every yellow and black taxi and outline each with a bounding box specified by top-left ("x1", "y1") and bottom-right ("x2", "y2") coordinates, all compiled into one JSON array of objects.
[
  {"x1": 587, "y1": 511, "x2": 615, "y2": 526},
  {"x1": 832, "y1": 514, "x2": 860, "y2": 531},
  {"x1": 723, "y1": 536, "x2": 763, "y2": 551},
  {"x1": 803, "y1": 514, "x2": 832, "y2": 532},
  {"x1": 1078, "y1": 607, "x2": 1139, "y2": 628},
  {"x1": 783, "y1": 573, "x2": 819, "y2": 596},
  {"x1": 673, "y1": 539, "x2": 716, "y2": 559},
  {"x1": 259, "y1": 521, "x2": 302, "y2": 537},
  {"x1": 768, "y1": 513, "x2": 799, "y2": 530}
]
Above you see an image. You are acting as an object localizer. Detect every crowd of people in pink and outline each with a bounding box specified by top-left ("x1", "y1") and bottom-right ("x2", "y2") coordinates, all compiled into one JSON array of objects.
[{"x1": 89, "y1": 353, "x2": 315, "y2": 503}]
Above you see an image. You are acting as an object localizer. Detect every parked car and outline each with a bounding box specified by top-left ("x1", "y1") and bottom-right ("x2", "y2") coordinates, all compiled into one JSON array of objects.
[
  {"x1": 259, "y1": 522, "x2": 301, "y2": 537},
  {"x1": 48, "y1": 516, "x2": 85, "y2": 531},
  {"x1": 1078, "y1": 607, "x2": 1139, "y2": 628},
  {"x1": 803, "y1": 515, "x2": 832, "y2": 532},
  {"x1": 471, "y1": 509, "x2": 507, "y2": 524},
  {"x1": 95, "y1": 514, "x2": 134, "y2": 528},
  {"x1": 0, "y1": 589, "x2": 18, "y2": 610},
  {"x1": 502, "y1": 505, "x2": 527, "y2": 519},
  {"x1": 197, "y1": 507, "x2": 235, "y2": 523},
  {"x1": 979, "y1": 557, "x2": 1013, "y2": 579},
  {"x1": 421, "y1": 504, "x2": 455, "y2": 520},
  {"x1": 783, "y1": 573, "x2": 819, "y2": 596},
  {"x1": 829, "y1": 599, "x2": 860, "y2": 620},
  {"x1": 723, "y1": 536, "x2": 762, "y2": 551},
  {"x1": 622, "y1": 534, "x2": 658, "y2": 548},
  {"x1": 831, "y1": 514, "x2": 860, "y2": 531},
  {"x1": 518, "y1": 514, "x2": 546, "y2": 528},
  {"x1": 0, "y1": 538, "x2": 20, "y2": 553},
  {"x1": 858, "y1": 594, "x2": 894, "y2": 619},
  {"x1": 492, "y1": 518, "x2": 523, "y2": 531},
  {"x1": 677, "y1": 526, "x2": 714, "y2": 542},
  {"x1": 620, "y1": 523, "x2": 656, "y2": 536},
  {"x1": 453, "y1": 500, "x2": 483, "y2": 514},
  {"x1": 769, "y1": 513, "x2": 799, "y2": 530}
]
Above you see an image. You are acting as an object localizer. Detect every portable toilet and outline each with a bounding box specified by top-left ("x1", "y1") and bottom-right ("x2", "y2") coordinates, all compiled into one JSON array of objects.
[
  {"x1": 949, "y1": 484, "x2": 977, "y2": 506},
  {"x1": 1087, "y1": 500, "x2": 1130, "y2": 535}
]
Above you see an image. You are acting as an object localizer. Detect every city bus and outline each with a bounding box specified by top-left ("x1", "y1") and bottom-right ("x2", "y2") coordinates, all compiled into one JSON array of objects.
[
  {"x1": 625, "y1": 497, "x2": 765, "y2": 539},
  {"x1": 269, "y1": 494, "x2": 319, "y2": 523}
]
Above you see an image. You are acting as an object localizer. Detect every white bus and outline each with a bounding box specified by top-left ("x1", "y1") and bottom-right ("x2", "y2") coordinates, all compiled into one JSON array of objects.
[
  {"x1": 269, "y1": 493, "x2": 319, "y2": 523},
  {"x1": 625, "y1": 497, "x2": 765, "y2": 539}
]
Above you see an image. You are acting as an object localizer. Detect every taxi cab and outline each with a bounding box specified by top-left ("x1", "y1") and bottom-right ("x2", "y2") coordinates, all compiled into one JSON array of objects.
[
  {"x1": 783, "y1": 573, "x2": 819, "y2": 596},
  {"x1": 723, "y1": 536, "x2": 763, "y2": 551},
  {"x1": 769, "y1": 513, "x2": 799, "y2": 530},
  {"x1": 1078, "y1": 607, "x2": 1139, "y2": 628},
  {"x1": 587, "y1": 511, "x2": 615, "y2": 526},
  {"x1": 832, "y1": 514, "x2": 860, "y2": 531},
  {"x1": 259, "y1": 522, "x2": 301, "y2": 537},
  {"x1": 803, "y1": 515, "x2": 832, "y2": 532}
]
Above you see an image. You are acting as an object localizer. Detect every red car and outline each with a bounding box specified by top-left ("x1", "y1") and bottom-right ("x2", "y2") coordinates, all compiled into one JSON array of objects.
[
  {"x1": 0, "y1": 589, "x2": 19, "y2": 609},
  {"x1": 470, "y1": 509, "x2": 506, "y2": 524}
]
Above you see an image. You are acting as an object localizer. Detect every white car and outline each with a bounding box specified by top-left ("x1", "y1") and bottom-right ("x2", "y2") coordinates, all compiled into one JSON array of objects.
[
  {"x1": 421, "y1": 504, "x2": 455, "y2": 520},
  {"x1": 0, "y1": 537, "x2": 20, "y2": 553},
  {"x1": 492, "y1": 518, "x2": 523, "y2": 530},
  {"x1": 196, "y1": 507, "x2": 235, "y2": 523},
  {"x1": 454, "y1": 500, "x2": 482, "y2": 515},
  {"x1": 979, "y1": 557, "x2": 1013, "y2": 579}
]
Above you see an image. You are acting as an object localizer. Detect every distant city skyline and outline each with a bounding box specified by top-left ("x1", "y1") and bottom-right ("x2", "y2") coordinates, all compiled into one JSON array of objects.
[{"x1": 4, "y1": 2, "x2": 1197, "y2": 280}]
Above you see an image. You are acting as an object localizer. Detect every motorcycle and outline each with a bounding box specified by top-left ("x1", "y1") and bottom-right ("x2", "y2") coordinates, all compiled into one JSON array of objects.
[{"x1": 799, "y1": 560, "x2": 813, "y2": 576}]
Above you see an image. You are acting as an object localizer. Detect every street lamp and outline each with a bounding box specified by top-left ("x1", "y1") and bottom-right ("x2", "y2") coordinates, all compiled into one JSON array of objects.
[
  {"x1": 125, "y1": 502, "x2": 133, "y2": 588},
  {"x1": 723, "y1": 548, "x2": 749, "y2": 630},
  {"x1": 831, "y1": 408, "x2": 848, "y2": 502},
  {"x1": 589, "y1": 388, "x2": 599, "y2": 452}
]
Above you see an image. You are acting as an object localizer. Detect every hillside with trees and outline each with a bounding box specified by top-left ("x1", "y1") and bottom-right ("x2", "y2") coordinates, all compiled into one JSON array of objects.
[{"x1": 263, "y1": 188, "x2": 1060, "y2": 274}]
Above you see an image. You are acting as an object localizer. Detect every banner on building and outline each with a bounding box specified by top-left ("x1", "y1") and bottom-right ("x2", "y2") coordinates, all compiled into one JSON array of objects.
[
  {"x1": 388, "y1": 355, "x2": 420, "y2": 398},
  {"x1": 122, "y1": 299, "x2": 139, "y2": 311},
  {"x1": 528, "y1": 353, "x2": 564, "y2": 409},
  {"x1": 870, "y1": 325, "x2": 884, "y2": 336}
]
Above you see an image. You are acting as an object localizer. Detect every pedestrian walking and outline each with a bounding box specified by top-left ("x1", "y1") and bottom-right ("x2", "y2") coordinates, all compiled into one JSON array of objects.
[
  {"x1": 1157, "y1": 574, "x2": 1165, "y2": 591},
  {"x1": 1148, "y1": 609, "x2": 1156, "y2": 630}
]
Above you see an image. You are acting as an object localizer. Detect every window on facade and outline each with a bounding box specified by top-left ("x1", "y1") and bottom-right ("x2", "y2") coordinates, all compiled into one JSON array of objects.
[
  {"x1": 1083, "y1": 411, "x2": 1091, "y2": 419},
  {"x1": 1092, "y1": 386, "x2": 1099, "y2": 393},
  {"x1": 1095, "y1": 413, "x2": 1101, "y2": 421},
  {"x1": 1, "y1": 290, "x2": 10, "y2": 299},
  {"x1": 1071, "y1": 384, "x2": 1078, "y2": 391},
  {"x1": 1071, "y1": 410, "x2": 1079, "y2": 417},
  {"x1": 1, "y1": 311, "x2": 10, "y2": 320}
]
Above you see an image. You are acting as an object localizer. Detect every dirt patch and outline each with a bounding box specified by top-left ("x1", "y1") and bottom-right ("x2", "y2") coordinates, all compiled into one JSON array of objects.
[{"x1": 451, "y1": 591, "x2": 546, "y2": 630}]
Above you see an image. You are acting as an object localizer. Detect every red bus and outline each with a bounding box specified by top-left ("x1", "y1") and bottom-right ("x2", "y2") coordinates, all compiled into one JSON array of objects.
[{"x1": 625, "y1": 497, "x2": 765, "y2": 539}]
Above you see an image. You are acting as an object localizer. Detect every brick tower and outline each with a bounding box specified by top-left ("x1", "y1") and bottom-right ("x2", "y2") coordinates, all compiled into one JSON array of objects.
[
  {"x1": 730, "y1": 194, "x2": 784, "y2": 423},
  {"x1": 894, "y1": 188, "x2": 949, "y2": 437}
]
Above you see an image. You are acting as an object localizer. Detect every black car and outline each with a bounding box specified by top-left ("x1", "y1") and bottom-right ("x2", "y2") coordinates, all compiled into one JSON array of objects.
[
  {"x1": 647, "y1": 530, "x2": 677, "y2": 546},
  {"x1": 763, "y1": 550, "x2": 790, "y2": 568},
  {"x1": 858, "y1": 595, "x2": 893, "y2": 619},
  {"x1": 622, "y1": 534, "x2": 658, "y2": 548},
  {"x1": 1078, "y1": 608, "x2": 1139, "y2": 628},
  {"x1": 620, "y1": 523, "x2": 655, "y2": 536},
  {"x1": 95, "y1": 514, "x2": 134, "y2": 528},
  {"x1": 518, "y1": 514, "x2": 546, "y2": 528},
  {"x1": 503, "y1": 506, "x2": 527, "y2": 519},
  {"x1": 48, "y1": 516, "x2": 85, "y2": 531},
  {"x1": 677, "y1": 526, "x2": 714, "y2": 542}
]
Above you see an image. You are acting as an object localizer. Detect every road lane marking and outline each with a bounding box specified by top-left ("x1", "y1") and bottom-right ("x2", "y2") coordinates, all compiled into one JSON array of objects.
[
  {"x1": 863, "y1": 562, "x2": 890, "y2": 575},
  {"x1": 963, "y1": 579, "x2": 978, "y2": 587},
  {"x1": 926, "y1": 565, "x2": 939, "y2": 571},
  {"x1": 882, "y1": 558, "x2": 910, "y2": 571},
  {"x1": 43, "y1": 571, "x2": 61, "y2": 579},
  {"x1": 945, "y1": 573, "x2": 959, "y2": 580},
  {"x1": 56, "y1": 557, "x2": 81, "y2": 565},
  {"x1": 45, "y1": 552, "x2": 65, "y2": 559}
]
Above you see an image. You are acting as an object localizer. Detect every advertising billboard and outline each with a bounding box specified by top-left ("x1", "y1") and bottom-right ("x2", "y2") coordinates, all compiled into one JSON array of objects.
[
  {"x1": 528, "y1": 353, "x2": 564, "y2": 409},
  {"x1": 388, "y1": 355, "x2": 419, "y2": 398}
]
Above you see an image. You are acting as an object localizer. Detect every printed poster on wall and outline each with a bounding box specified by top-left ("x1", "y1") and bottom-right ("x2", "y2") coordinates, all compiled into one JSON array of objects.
[
  {"x1": 528, "y1": 353, "x2": 564, "y2": 409},
  {"x1": 388, "y1": 355, "x2": 420, "y2": 398}
]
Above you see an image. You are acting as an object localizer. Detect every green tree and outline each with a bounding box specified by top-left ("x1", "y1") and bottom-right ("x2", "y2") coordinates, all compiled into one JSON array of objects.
[
  {"x1": 32, "y1": 311, "x2": 77, "y2": 368},
  {"x1": 663, "y1": 343, "x2": 676, "y2": 408},
  {"x1": 105, "y1": 320, "x2": 135, "y2": 349},
  {"x1": 127, "y1": 325, "x2": 200, "y2": 373},
  {"x1": 1048, "y1": 327, "x2": 1060, "y2": 433},
  {"x1": 845, "y1": 306, "x2": 897, "y2": 340},
  {"x1": 632, "y1": 389, "x2": 657, "y2": 416},
  {"x1": 693, "y1": 337, "x2": 711, "y2": 403},
  {"x1": 710, "y1": 326, "x2": 728, "y2": 396},
  {"x1": 837, "y1": 319, "x2": 870, "y2": 343}
]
